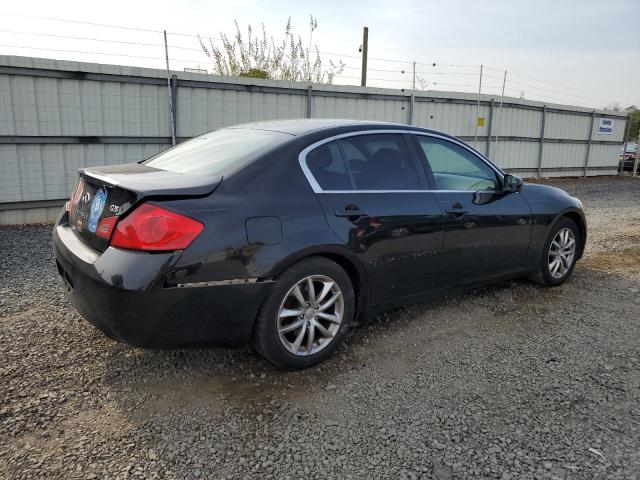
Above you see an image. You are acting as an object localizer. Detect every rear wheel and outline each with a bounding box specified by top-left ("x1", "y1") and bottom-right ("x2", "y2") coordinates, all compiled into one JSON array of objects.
[
  {"x1": 532, "y1": 217, "x2": 580, "y2": 287},
  {"x1": 252, "y1": 257, "x2": 355, "y2": 369}
]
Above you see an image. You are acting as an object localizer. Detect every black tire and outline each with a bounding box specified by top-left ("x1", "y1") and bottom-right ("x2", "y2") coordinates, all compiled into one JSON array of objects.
[
  {"x1": 531, "y1": 217, "x2": 580, "y2": 287},
  {"x1": 252, "y1": 257, "x2": 355, "y2": 369}
]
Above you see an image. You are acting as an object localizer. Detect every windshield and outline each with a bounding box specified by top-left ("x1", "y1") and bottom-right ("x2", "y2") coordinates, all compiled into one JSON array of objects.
[{"x1": 143, "y1": 128, "x2": 291, "y2": 176}]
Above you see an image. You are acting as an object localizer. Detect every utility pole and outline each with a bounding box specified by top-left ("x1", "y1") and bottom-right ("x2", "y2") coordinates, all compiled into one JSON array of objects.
[
  {"x1": 360, "y1": 26, "x2": 368, "y2": 87},
  {"x1": 164, "y1": 30, "x2": 176, "y2": 146}
]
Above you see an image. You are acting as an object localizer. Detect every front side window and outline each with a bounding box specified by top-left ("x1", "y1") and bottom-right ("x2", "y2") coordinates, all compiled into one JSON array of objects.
[
  {"x1": 416, "y1": 136, "x2": 498, "y2": 191},
  {"x1": 338, "y1": 134, "x2": 421, "y2": 190},
  {"x1": 306, "y1": 141, "x2": 352, "y2": 190},
  {"x1": 144, "y1": 128, "x2": 290, "y2": 176}
]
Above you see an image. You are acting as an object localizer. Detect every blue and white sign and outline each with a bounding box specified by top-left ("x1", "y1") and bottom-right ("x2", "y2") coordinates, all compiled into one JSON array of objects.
[
  {"x1": 597, "y1": 118, "x2": 614, "y2": 135},
  {"x1": 88, "y1": 187, "x2": 107, "y2": 233}
]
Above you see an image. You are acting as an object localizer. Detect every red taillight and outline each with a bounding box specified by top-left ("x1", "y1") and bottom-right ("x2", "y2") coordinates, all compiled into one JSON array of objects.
[{"x1": 110, "y1": 204, "x2": 203, "y2": 251}]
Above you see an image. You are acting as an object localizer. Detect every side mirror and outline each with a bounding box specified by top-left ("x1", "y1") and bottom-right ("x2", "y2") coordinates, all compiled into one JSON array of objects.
[{"x1": 502, "y1": 173, "x2": 523, "y2": 193}]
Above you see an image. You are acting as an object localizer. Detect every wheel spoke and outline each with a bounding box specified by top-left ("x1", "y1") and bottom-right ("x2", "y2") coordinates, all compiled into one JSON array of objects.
[
  {"x1": 550, "y1": 258, "x2": 561, "y2": 275},
  {"x1": 315, "y1": 321, "x2": 334, "y2": 338},
  {"x1": 315, "y1": 281, "x2": 334, "y2": 304},
  {"x1": 565, "y1": 238, "x2": 575, "y2": 251},
  {"x1": 306, "y1": 277, "x2": 316, "y2": 303},
  {"x1": 551, "y1": 240, "x2": 561, "y2": 251},
  {"x1": 306, "y1": 323, "x2": 315, "y2": 352},
  {"x1": 292, "y1": 326, "x2": 306, "y2": 352},
  {"x1": 560, "y1": 255, "x2": 570, "y2": 268},
  {"x1": 292, "y1": 284, "x2": 307, "y2": 306},
  {"x1": 279, "y1": 318, "x2": 305, "y2": 334},
  {"x1": 317, "y1": 311, "x2": 340, "y2": 324},
  {"x1": 279, "y1": 308, "x2": 303, "y2": 318},
  {"x1": 318, "y1": 292, "x2": 341, "y2": 312}
]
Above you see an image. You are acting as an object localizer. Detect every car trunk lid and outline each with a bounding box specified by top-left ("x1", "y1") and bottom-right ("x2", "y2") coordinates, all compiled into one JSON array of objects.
[{"x1": 68, "y1": 162, "x2": 221, "y2": 252}]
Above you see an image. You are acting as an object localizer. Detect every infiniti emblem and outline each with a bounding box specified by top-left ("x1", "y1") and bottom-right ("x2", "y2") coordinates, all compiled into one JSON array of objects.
[{"x1": 81, "y1": 192, "x2": 91, "y2": 205}]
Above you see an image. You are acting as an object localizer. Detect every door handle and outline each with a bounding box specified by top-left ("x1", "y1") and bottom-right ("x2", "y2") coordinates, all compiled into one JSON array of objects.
[
  {"x1": 445, "y1": 208, "x2": 468, "y2": 216},
  {"x1": 446, "y1": 202, "x2": 467, "y2": 216}
]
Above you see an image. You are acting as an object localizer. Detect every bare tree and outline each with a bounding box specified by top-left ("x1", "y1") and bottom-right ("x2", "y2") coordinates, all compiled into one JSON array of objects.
[{"x1": 198, "y1": 16, "x2": 345, "y2": 84}]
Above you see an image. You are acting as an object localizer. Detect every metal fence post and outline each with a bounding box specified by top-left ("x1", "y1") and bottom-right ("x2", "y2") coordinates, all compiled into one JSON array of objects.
[
  {"x1": 163, "y1": 30, "x2": 176, "y2": 146},
  {"x1": 408, "y1": 93, "x2": 415, "y2": 125},
  {"x1": 485, "y1": 99, "x2": 494, "y2": 157},
  {"x1": 409, "y1": 61, "x2": 416, "y2": 126},
  {"x1": 583, "y1": 111, "x2": 595, "y2": 177},
  {"x1": 621, "y1": 116, "x2": 631, "y2": 175},
  {"x1": 306, "y1": 85, "x2": 313, "y2": 118},
  {"x1": 171, "y1": 74, "x2": 178, "y2": 141},
  {"x1": 474, "y1": 64, "x2": 483, "y2": 148},
  {"x1": 633, "y1": 130, "x2": 640, "y2": 177},
  {"x1": 537, "y1": 105, "x2": 547, "y2": 178}
]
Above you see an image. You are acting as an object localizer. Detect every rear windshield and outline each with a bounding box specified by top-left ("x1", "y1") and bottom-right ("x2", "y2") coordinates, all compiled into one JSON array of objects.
[{"x1": 143, "y1": 128, "x2": 290, "y2": 176}]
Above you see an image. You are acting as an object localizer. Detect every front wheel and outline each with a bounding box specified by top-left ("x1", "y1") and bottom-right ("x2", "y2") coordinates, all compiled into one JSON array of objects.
[
  {"x1": 532, "y1": 217, "x2": 580, "y2": 287},
  {"x1": 252, "y1": 257, "x2": 355, "y2": 369}
]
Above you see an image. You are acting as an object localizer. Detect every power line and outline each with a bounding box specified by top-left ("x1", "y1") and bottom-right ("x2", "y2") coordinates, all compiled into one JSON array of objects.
[
  {"x1": 0, "y1": 12, "x2": 220, "y2": 40},
  {"x1": 341, "y1": 65, "x2": 406, "y2": 74},
  {"x1": 485, "y1": 65, "x2": 640, "y2": 105},
  {"x1": 1, "y1": 12, "x2": 636, "y2": 107},
  {"x1": 0, "y1": 44, "x2": 207, "y2": 64},
  {"x1": 0, "y1": 12, "x2": 165, "y2": 34},
  {"x1": 0, "y1": 29, "x2": 205, "y2": 52},
  {"x1": 484, "y1": 72, "x2": 631, "y2": 106},
  {"x1": 415, "y1": 71, "x2": 479, "y2": 76},
  {"x1": 319, "y1": 50, "x2": 412, "y2": 64},
  {"x1": 416, "y1": 62, "x2": 479, "y2": 68},
  {"x1": 484, "y1": 84, "x2": 605, "y2": 108}
]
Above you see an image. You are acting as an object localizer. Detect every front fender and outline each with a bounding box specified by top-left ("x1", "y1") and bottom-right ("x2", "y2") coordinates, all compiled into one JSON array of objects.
[
  {"x1": 521, "y1": 184, "x2": 587, "y2": 263},
  {"x1": 550, "y1": 207, "x2": 587, "y2": 260}
]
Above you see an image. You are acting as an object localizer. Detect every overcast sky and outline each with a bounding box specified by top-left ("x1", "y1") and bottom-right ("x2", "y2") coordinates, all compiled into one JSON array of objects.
[{"x1": 1, "y1": 0, "x2": 638, "y2": 108}]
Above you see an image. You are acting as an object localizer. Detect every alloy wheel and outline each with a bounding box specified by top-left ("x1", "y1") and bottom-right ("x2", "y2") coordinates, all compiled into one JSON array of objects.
[
  {"x1": 548, "y1": 227, "x2": 576, "y2": 279},
  {"x1": 277, "y1": 275, "x2": 344, "y2": 356}
]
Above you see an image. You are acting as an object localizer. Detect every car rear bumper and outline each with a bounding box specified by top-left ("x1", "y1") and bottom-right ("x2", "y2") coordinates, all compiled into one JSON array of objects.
[{"x1": 53, "y1": 217, "x2": 272, "y2": 348}]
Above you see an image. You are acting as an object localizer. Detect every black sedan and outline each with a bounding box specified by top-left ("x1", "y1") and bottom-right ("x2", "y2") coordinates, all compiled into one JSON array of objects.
[{"x1": 53, "y1": 119, "x2": 586, "y2": 369}]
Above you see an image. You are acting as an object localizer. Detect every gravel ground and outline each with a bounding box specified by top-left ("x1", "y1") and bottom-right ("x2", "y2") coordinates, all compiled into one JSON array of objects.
[{"x1": 1, "y1": 176, "x2": 639, "y2": 480}]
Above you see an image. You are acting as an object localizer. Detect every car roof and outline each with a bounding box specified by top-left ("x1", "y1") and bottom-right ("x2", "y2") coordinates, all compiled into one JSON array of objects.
[{"x1": 226, "y1": 118, "x2": 428, "y2": 136}]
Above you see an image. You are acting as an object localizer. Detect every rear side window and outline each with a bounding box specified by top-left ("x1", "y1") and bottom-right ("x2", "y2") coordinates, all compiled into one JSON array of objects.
[
  {"x1": 338, "y1": 134, "x2": 421, "y2": 190},
  {"x1": 306, "y1": 141, "x2": 352, "y2": 190},
  {"x1": 144, "y1": 128, "x2": 290, "y2": 176}
]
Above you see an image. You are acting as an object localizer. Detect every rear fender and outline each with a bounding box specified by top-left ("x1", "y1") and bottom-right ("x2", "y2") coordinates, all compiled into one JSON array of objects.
[{"x1": 267, "y1": 244, "x2": 371, "y2": 320}]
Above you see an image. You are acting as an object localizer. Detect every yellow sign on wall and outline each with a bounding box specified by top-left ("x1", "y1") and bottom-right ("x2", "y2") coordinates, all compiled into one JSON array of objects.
[{"x1": 476, "y1": 117, "x2": 486, "y2": 127}]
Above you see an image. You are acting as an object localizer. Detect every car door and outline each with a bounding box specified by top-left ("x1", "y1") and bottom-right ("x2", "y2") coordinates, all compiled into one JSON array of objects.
[
  {"x1": 300, "y1": 132, "x2": 443, "y2": 304},
  {"x1": 411, "y1": 134, "x2": 533, "y2": 284}
]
